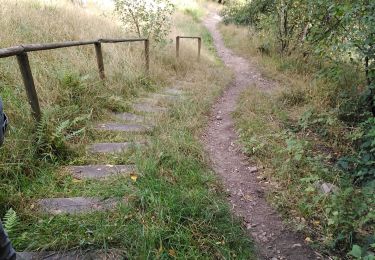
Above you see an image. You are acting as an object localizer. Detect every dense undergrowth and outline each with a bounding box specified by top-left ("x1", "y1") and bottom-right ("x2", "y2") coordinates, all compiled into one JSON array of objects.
[
  {"x1": 0, "y1": 0, "x2": 255, "y2": 257},
  {"x1": 220, "y1": 4, "x2": 374, "y2": 259}
]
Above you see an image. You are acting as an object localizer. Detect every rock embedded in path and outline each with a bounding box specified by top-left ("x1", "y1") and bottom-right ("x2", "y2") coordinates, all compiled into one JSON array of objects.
[
  {"x1": 113, "y1": 112, "x2": 148, "y2": 124},
  {"x1": 164, "y1": 88, "x2": 185, "y2": 96},
  {"x1": 37, "y1": 197, "x2": 120, "y2": 214},
  {"x1": 68, "y1": 165, "x2": 136, "y2": 180},
  {"x1": 150, "y1": 93, "x2": 180, "y2": 101},
  {"x1": 133, "y1": 102, "x2": 167, "y2": 113},
  {"x1": 88, "y1": 142, "x2": 141, "y2": 154},
  {"x1": 95, "y1": 123, "x2": 151, "y2": 133},
  {"x1": 315, "y1": 181, "x2": 338, "y2": 194}
]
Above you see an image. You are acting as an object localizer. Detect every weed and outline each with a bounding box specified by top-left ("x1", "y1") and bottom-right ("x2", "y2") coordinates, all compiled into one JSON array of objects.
[{"x1": 0, "y1": 0, "x2": 254, "y2": 257}]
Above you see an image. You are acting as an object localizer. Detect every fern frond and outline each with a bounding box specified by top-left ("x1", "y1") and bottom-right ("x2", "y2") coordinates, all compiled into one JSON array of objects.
[{"x1": 3, "y1": 208, "x2": 18, "y2": 235}]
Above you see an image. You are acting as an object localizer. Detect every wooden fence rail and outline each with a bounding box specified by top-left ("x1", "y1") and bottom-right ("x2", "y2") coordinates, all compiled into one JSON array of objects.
[
  {"x1": 176, "y1": 36, "x2": 201, "y2": 61},
  {"x1": 0, "y1": 38, "x2": 149, "y2": 121}
]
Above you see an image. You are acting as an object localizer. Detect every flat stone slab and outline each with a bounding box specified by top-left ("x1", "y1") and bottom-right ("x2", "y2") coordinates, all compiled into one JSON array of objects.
[
  {"x1": 18, "y1": 250, "x2": 121, "y2": 259},
  {"x1": 68, "y1": 165, "x2": 136, "y2": 180},
  {"x1": 164, "y1": 88, "x2": 185, "y2": 96},
  {"x1": 133, "y1": 102, "x2": 167, "y2": 113},
  {"x1": 95, "y1": 123, "x2": 151, "y2": 133},
  {"x1": 37, "y1": 197, "x2": 119, "y2": 215},
  {"x1": 88, "y1": 142, "x2": 140, "y2": 154},
  {"x1": 150, "y1": 93, "x2": 180, "y2": 101},
  {"x1": 114, "y1": 112, "x2": 147, "y2": 123}
]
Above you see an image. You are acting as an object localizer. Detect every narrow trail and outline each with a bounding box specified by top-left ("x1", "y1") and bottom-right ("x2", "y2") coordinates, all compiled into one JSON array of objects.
[{"x1": 201, "y1": 13, "x2": 321, "y2": 260}]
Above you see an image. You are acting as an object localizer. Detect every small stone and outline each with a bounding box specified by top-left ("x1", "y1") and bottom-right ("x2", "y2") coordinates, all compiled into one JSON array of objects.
[
  {"x1": 216, "y1": 115, "x2": 222, "y2": 120},
  {"x1": 314, "y1": 181, "x2": 338, "y2": 194},
  {"x1": 248, "y1": 166, "x2": 258, "y2": 173},
  {"x1": 291, "y1": 243, "x2": 302, "y2": 248}
]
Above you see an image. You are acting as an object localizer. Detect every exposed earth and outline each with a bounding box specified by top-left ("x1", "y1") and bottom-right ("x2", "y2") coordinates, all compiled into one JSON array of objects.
[{"x1": 201, "y1": 12, "x2": 322, "y2": 260}]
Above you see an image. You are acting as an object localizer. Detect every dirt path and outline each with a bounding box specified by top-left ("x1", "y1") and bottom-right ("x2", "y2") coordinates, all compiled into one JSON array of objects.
[{"x1": 201, "y1": 13, "x2": 321, "y2": 260}]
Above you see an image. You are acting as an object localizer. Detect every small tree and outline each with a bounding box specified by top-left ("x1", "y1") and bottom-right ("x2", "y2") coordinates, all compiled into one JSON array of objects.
[{"x1": 114, "y1": 0, "x2": 174, "y2": 43}]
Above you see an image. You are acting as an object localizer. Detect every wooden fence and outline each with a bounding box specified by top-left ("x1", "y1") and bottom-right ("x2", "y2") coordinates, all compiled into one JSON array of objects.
[
  {"x1": 176, "y1": 36, "x2": 202, "y2": 61},
  {"x1": 0, "y1": 38, "x2": 149, "y2": 121},
  {"x1": 0, "y1": 36, "x2": 202, "y2": 122}
]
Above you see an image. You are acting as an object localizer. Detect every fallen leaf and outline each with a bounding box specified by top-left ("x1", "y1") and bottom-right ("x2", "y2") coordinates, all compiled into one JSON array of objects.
[
  {"x1": 72, "y1": 178, "x2": 83, "y2": 183},
  {"x1": 130, "y1": 173, "x2": 138, "y2": 182},
  {"x1": 313, "y1": 220, "x2": 320, "y2": 226},
  {"x1": 168, "y1": 249, "x2": 176, "y2": 257}
]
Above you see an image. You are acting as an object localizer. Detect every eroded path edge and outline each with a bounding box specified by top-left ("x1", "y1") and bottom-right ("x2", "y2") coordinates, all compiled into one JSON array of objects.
[{"x1": 201, "y1": 12, "x2": 320, "y2": 260}]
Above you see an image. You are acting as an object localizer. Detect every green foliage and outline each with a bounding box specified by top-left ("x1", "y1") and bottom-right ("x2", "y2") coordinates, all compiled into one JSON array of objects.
[
  {"x1": 114, "y1": 0, "x2": 175, "y2": 42},
  {"x1": 338, "y1": 118, "x2": 375, "y2": 185},
  {"x1": 221, "y1": 0, "x2": 274, "y2": 26},
  {"x1": 3, "y1": 208, "x2": 18, "y2": 236},
  {"x1": 35, "y1": 106, "x2": 91, "y2": 162},
  {"x1": 234, "y1": 86, "x2": 375, "y2": 256},
  {"x1": 183, "y1": 7, "x2": 203, "y2": 22},
  {"x1": 224, "y1": 0, "x2": 375, "y2": 113}
]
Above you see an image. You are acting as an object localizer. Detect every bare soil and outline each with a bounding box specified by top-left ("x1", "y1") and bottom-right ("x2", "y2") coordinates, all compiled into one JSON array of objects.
[{"x1": 201, "y1": 13, "x2": 322, "y2": 260}]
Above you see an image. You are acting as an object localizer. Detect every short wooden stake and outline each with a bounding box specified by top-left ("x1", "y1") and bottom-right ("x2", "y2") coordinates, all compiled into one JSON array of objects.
[
  {"x1": 94, "y1": 42, "x2": 105, "y2": 80},
  {"x1": 176, "y1": 36, "x2": 180, "y2": 59},
  {"x1": 16, "y1": 52, "x2": 41, "y2": 121},
  {"x1": 198, "y1": 37, "x2": 201, "y2": 61},
  {"x1": 144, "y1": 39, "x2": 150, "y2": 73}
]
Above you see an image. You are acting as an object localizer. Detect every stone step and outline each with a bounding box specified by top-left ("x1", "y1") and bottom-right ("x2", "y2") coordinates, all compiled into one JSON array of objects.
[
  {"x1": 88, "y1": 142, "x2": 141, "y2": 154},
  {"x1": 68, "y1": 164, "x2": 136, "y2": 180},
  {"x1": 150, "y1": 93, "x2": 180, "y2": 101},
  {"x1": 37, "y1": 197, "x2": 120, "y2": 215},
  {"x1": 94, "y1": 123, "x2": 151, "y2": 133},
  {"x1": 18, "y1": 249, "x2": 121, "y2": 259},
  {"x1": 164, "y1": 88, "x2": 185, "y2": 96},
  {"x1": 113, "y1": 112, "x2": 147, "y2": 123},
  {"x1": 137, "y1": 97, "x2": 159, "y2": 105},
  {"x1": 133, "y1": 102, "x2": 167, "y2": 113}
]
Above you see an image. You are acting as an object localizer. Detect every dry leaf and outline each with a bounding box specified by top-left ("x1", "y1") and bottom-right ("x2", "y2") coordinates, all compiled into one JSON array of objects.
[
  {"x1": 130, "y1": 173, "x2": 138, "y2": 182},
  {"x1": 168, "y1": 249, "x2": 176, "y2": 257}
]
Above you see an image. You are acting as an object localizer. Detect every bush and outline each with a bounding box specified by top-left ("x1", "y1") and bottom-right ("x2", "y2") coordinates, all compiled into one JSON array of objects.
[{"x1": 114, "y1": 0, "x2": 174, "y2": 43}]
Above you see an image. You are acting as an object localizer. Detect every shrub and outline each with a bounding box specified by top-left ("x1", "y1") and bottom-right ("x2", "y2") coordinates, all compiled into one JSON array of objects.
[{"x1": 114, "y1": 0, "x2": 174, "y2": 43}]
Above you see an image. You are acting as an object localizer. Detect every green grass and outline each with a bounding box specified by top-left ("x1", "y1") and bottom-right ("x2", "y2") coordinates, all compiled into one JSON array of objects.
[
  {"x1": 220, "y1": 21, "x2": 375, "y2": 257},
  {"x1": 0, "y1": 0, "x2": 255, "y2": 258}
]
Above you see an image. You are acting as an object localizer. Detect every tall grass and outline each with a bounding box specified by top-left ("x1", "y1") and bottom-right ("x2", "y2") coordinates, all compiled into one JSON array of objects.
[
  {"x1": 0, "y1": 0, "x2": 255, "y2": 257},
  {"x1": 220, "y1": 22, "x2": 374, "y2": 256}
]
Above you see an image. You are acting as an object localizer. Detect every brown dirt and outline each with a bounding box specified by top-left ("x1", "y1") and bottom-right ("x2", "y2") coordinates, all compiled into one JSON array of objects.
[{"x1": 201, "y1": 13, "x2": 323, "y2": 260}]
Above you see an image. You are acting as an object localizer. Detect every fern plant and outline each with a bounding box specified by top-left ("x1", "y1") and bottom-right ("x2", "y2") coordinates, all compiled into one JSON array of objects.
[
  {"x1": 35, "y1": 106, "x2": 91, "y2": 162},
  {"x1": 3, "y1": 208, "x2": 18, "y2": 236}
]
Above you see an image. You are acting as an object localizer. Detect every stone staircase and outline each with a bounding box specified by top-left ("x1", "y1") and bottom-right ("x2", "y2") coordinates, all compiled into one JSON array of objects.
[{"x1": 18, "y1": 87, "x2": 185, "y2": 259}]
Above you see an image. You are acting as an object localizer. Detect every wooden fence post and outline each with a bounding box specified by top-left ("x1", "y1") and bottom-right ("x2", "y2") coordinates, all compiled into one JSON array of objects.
[
  {"x1": 144, "y1": 39, "x2": 150, "y2": 73},
  {"x1": 94, "y1": 42, "x2": 105, "y2": 80},
  {"x1": 198, "y1": 37, "x2": 201, "y2": 61},
  {"x1": 176, "y1": 36, "x2": 180, "y2": 59},
  {"x1": 16, "y1": 52, "x2": 41, "y2": 121}
]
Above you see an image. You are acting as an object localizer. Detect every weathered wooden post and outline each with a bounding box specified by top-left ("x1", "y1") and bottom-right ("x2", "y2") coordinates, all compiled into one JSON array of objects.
[
  {"x1": 16, "y1": 52, "x2": 41, "y2": 121},
  {"x1": 176, "y1": 36, "x2": 180, "y2": 59},
  {"x1": 94, "y1": 42, "x2": 105, "y2": 80},
  {"x1": 144, "y1": 39, "x2": 150, "y2": 73},
  {"x1": 198, "y1": 37, "x2": 201, "y2": 61}
]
